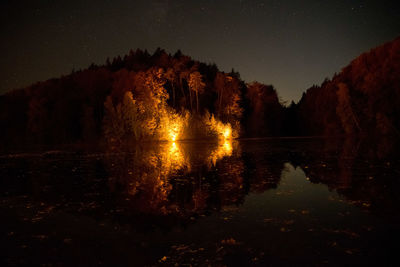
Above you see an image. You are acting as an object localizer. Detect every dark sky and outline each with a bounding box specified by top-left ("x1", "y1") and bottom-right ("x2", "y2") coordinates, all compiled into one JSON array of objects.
[{"x1": 1, "y1": 0, "x2": 399, "y2": 102}]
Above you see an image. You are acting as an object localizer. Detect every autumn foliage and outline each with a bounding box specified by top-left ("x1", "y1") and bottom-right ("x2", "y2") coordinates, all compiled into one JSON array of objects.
[
  {"x1": 0, "y1": 49, "x2": 253, "y2": 148},
  {"x1": 296, "y1": 36, "x2": 400, "y2": 137},
  {"x1": 0, "y1": 37, "x2": 399, "y2": 149}
]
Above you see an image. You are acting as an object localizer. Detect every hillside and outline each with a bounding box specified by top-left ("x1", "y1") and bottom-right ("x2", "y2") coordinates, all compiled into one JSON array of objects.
[
  {"x1": 0, "y1": 49, "x2": 283, "y2": 149},
  {"x1": 1, "y1": 37, "x2": 399, "y2": 149},
  {"x1": 296, "y1": 37, "x2": 400, "y2": 137}
]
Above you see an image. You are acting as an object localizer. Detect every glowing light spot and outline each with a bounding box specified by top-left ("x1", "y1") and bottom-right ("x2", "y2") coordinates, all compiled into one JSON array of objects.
[
  {"x1": 167, "y1": 120, "x2": 182, "y2": 142},
  {"x1": 223, "y1": 126, "x2": 231, "y2": 140},
  {"x1": 171, "y1": 134, "x2": 177, "y2": 142},
  {"x1": 208, "y1": 139, "x2": 233, "y2": 166},
  {"x1": 223, "y1": 139, "x2": 232, "y2": 154},
  {"x1": 170, "y1": 141, "x2": 178, "y2": 152}
]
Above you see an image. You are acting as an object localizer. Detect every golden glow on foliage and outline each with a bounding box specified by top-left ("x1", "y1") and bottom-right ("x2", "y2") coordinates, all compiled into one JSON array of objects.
[
  {"x1": 171, "y1": 134, "x2": 177, "y2": 142},
  {"x1": 215, "y1": 122, "x2": 232, "y2": 141},
  {"x1": 168, "y1": 121, "x2": 180, "y2": 142},
  {"x1": 206, "y1": 113, "x2": 233, "y2": 141},
  {"x1": 223, "y1": 126, "x2": 232, "y2": 140},
  {"x1": 105, "y1": 90, "x2": 235, "y2": 143},
  {"x1": 158, "y1": 109, "x2": 188, "y2": 142}
]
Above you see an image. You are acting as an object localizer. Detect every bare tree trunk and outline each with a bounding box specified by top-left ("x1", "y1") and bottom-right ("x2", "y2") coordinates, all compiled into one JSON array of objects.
[
  {"x1": 196, "y1": 90, "x2": 199, "y2": 113},
  {"x1": 179, "y1": 78, "x2": 186, "y2": 107}
]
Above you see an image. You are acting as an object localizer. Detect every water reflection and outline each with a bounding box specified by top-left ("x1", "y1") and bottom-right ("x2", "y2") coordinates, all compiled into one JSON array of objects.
[
  {"x1": 1, "y1": 137, "x2": 399, "y2": 221},
  {"x1": 1, "y1": 138, "x2": 400, "y2": 265},
  {"x1": 100, "y1": 136, "x2": 400, "y2": 221},
  {"x1": 208, "y1": 139, "x2": 233, "y2": 167},
  {"x1": 105, "y1": 139, "x2": 244, "y2": 215}
]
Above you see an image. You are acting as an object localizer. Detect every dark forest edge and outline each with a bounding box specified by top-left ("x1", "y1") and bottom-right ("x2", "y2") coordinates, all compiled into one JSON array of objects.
[{"x1": 1, "y1": 37, "x2": 399, "y2": 150}]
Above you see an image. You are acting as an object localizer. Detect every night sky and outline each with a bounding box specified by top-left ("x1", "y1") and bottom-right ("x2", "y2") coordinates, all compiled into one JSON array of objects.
[{"x1": 1, "y1": 0, "x2": 399, "y2": 102}]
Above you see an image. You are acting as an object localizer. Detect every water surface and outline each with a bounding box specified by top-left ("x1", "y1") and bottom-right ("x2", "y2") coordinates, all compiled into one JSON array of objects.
[{"x1": 1, "y1": 138, "x2": 399, "y2": 266}]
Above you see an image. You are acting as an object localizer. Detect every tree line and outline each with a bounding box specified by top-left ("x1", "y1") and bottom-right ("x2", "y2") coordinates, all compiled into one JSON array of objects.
[{"x1": 0, "y1": 37, "x2": 399, "y2": 149}]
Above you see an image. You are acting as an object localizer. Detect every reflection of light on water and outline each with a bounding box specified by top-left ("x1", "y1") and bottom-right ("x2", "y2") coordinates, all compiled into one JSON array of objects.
[
  {"x1": 162, "y1": 141, "x2": 188, "y2": 173},
  {"x1": 159, "y1": 138, "x2": 235, "y2": 174},
  {"x1": 129, "y1": 139, "x2": 235, "y2": 199},
  {"x1": 115, "y1": 139, "x2": 238, "y2": 214},
  {"x1": 209, "y1": 139, "x2": 233, "y2": 166},
  {"x1": 223, "y1": 139, "x2": 233, "y2": 154},
  {"x1": 125, "y1": 141, "x2": 188, "y2": 210},
  {"x1": 168, "y1": 142, "x2": 186, "y2": 169},
  {"x1": 170, "y1": 141, "x2": 178, "y2": 152}
]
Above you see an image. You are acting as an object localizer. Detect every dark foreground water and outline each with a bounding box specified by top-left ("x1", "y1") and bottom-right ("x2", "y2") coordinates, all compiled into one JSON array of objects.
[{"x1": 1, "y1": 138, "x2": 400, "y2": 266}]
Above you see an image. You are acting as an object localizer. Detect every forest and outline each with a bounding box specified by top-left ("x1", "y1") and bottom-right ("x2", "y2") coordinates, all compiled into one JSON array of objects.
[
  {"x1": 296, "y1": 36, "x2": 400, "y2": 137},
  {"x1": 0, "y1": 37, "x2": 399, "y2": 149}
]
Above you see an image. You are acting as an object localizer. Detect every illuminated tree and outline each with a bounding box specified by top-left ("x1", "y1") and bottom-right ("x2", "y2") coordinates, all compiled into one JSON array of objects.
[
  {"x1": 121, "y1": 91, "x2": 142, "y2": 140},
  {"x1": 214, "y1": 72, "x2": 227, "y2": 116},
  {"x1": 179, "y1": 70, "x2": 191, "y2": 110},
  {"x1": 165, "y1": 68, "x2": 177, "y2": 107},
  {"x1": 188, "y1": 71, "x2": 205, "y2": 113}
]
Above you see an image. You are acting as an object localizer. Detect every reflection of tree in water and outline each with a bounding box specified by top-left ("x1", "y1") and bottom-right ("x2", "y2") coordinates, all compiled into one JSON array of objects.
[
  {"x1": 106, "y1": 142, "x2": 187, "y2": 215},
  {"x1": 104, "y1": 140, "x2": 247, "y2": 216},
  {"x1": 241, "y1": 142, "x2": 285, "y2": 194},
  {"x1": 207, "y1": 139, "x2": 233, "y2": 167},
  {"x1": 290, "y1": 137, "x2": 400, "y2": 220}
]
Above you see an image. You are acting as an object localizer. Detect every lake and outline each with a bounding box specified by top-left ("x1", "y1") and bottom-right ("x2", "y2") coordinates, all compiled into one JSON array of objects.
[{"x1": 1, "y1": 138, "x2": 399, "y2": 266}]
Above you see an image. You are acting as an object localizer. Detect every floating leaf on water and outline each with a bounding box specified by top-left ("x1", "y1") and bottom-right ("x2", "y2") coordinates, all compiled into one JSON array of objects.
[
  {"x1": 174, "y1": 245, "x2": 189, "y2": 251},
  {"x1": 159, "y1": 256, "x2": 168, "y2": 262},
  {"x1": 216, "y1": 246, "x2": 224, "y2": 253}
]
